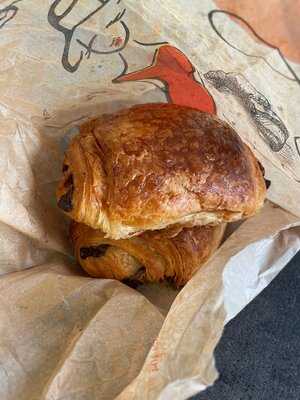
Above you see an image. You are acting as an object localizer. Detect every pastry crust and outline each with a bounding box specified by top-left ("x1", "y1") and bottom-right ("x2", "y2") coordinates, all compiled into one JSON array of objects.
[
  {"x1": 70, "y1": 222, "x2": 226, "y2": 287},
  {"x1": 57, "y1": 103, "x2": 266, "y2": 239}
]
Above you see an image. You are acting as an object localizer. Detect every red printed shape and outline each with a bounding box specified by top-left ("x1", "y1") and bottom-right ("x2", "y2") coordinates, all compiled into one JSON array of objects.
[{"x1": 115, "y1": 45, "x2": 216, "y2": 114}]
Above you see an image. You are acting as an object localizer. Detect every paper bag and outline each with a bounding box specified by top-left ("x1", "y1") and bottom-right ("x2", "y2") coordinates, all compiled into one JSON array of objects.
[{"x1": 0, "y1": 0, "x2": 299, "y2": 399}]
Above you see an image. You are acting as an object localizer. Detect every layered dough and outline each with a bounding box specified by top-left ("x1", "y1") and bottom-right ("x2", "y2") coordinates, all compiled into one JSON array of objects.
[
  {"x1": 57, "y1": 103, "x2": 266, "y2": 239},
  {"x1": 70, "y1": 222, "x2": 226, "y2": 287}
]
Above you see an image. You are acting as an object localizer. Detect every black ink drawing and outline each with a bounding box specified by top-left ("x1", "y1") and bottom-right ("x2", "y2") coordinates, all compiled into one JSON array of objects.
[
  {"x1": 207, "y1": 8, "x2": 300, "y2": 181},
  {"x1": 204, "y1": 71, "x2": 289, "y2": 152},
  {"x1": 208, "y1": 9, "x2": 300, "y2": 86},
  {"x1": 294, "y1": 137, "x2": 300, "y2": 157},
  {"x1": 48, "y1": 0, "x2": 130, "y2": 73},
  {"x1": 47, "y1": 1, "x2": 300, "y2": 180},
  {"x1": 205, "y1": 70, "x2": 300, "y2": 181},
  {"x1": 47, "y1": 1, "x2": 216, "y2": 113},
  {"x1": 0, "y1": 0, "x2": 22, "y2": 29}
]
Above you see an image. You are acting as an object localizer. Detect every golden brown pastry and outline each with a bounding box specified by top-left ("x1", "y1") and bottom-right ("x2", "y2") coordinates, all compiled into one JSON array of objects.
[
  {"x1": 70, "y1": 222, "x2": 226, "y2": 287},
  {"x1": 57, "y1": 103, "x2": 266, "y2": 239}
]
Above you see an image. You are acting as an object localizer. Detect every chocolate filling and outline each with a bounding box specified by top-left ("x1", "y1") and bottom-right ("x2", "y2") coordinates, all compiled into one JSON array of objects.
[
  {"x1": 122, "y1": 267, "x2": 146, "y2": 288},
  {"x1": 62, "y1": 164, "x2": 69, "y2": 172},
  {"x1": 58, "y1": 174, "x2": 74, "y2": 212},
  {"x1": 64, "y1": 174, "x2": 73, "y2": 187},
  {"x1": 265, "y1": 179, "x2": 271, "y2": 189},
  {"x1": 80, "y1": 244, "x2": 110, "y2": 259},
  {"x1": 58, "y1": 188, "x2": 73, "y2": 212},
  {"x1": 257, "y1": 161, "x2": 271, "y2": 189},
  {"x1": 257, "y1": 161, "x2": 265, "y2": 176}
]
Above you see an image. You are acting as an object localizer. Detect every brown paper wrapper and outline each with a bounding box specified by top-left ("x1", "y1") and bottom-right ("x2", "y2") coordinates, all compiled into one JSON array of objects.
[{"x1": 0, "y1": 0, "x2": 299, "y2": 398}]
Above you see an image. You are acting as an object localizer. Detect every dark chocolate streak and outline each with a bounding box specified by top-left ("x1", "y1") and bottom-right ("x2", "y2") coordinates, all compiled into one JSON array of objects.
[
  {"x1": 257, "y1": 161, "x2": 271, "y2": 189},
  {"x1": 80, "y1": 244, "x2": 110, "y2": 259},
  {"x1": 257, "y1": 161, "x2": 265, "y2": 176},
  {"x1": 265, "y1": 179, "x2": 271, "y2": 189},
  {"x1": 122, "y1": 267, "x2": 146, "y2": 288},
  {"x1": 57, "y1": 187, "x2": 73, "y2": 212},
  {"x1": 58, "y1": 174, "x2": 74, "y2": 212},
  {"x1": 64, "y1": 174, "x2": 73, "y2": 187}
]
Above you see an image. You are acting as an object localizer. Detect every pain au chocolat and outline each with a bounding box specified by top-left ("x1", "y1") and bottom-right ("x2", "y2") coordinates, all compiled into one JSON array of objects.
[
  {"x1": 57, "y1": 104, "x2": 266, "y2": 240},
  {"x1": 70, "y1": 222, "x2": 226, "y2": 287}
]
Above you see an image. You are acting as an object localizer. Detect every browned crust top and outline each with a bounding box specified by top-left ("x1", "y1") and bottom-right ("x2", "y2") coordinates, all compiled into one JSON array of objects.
[{"x1": 57, "y1": 103, "x2": 266, "y2": 235}]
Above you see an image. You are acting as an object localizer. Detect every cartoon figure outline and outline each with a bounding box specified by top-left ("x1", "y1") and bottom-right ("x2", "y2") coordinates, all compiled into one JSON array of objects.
[
  {"x1": 47, "y1": 0, "x2": 216, "y2": 113},
  {"x1": 208, "y1": 9, "x2": 300, "y2": 86},
  {"x1": 0, "y1": 0, "x2": 22, "y2": 29},
  {"x1": 48, "y1": 0, "x2": 130, "y2": 73},
  {"x1": 47, "y1": 0, "x2": 300, "y2": 181}
]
